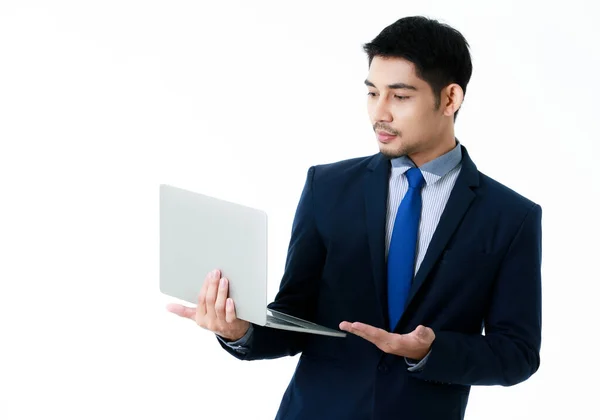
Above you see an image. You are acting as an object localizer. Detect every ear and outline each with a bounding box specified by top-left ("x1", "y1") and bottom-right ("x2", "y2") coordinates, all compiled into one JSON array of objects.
[{"x1": 442, "y1": 83, "x2": 464, "y2": 117}]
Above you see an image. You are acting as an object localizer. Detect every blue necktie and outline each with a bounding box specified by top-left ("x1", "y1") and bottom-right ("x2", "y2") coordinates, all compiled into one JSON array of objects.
[{"x1": 387, "y1": 167, "x2": 425, "y2": 330}]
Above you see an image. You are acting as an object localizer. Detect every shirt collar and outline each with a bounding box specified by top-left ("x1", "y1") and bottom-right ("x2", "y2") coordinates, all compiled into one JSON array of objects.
[{"x1": 390, "y1": 138, "x2": 463, "y2": 185}]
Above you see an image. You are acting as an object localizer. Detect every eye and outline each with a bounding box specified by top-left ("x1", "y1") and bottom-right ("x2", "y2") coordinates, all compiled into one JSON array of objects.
[
  {"x1": 367, "y1": 92, "x2": 377, "y2": 97},
  {"x1": 395, "y1": 95, "x2": 409, "y2": 100}
]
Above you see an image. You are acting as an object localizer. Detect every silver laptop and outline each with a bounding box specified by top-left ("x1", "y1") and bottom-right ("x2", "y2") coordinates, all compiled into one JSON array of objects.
[{"x1": 159, "y1": 184, "x2": 346, "y2": 338}]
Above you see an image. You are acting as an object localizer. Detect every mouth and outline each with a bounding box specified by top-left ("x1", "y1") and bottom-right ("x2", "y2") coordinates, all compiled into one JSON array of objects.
[{"x1": 376, "y1": 131, "x2": 398, "y2": 143}]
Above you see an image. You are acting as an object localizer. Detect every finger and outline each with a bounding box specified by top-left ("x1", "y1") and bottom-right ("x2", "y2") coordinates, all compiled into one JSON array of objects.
[
  {"x1": 214, "y1": 277, "x2": 229, "y2": 320},
  {"x1": 342, "y1": 322, "x2": 402, "y2": 353},
  {"x1": 345, "y1": 326, "x2": 374, "y2": 343},
  {"x1": 204, "y1": 270, "x2": 221, "y2": 318},
  {"x1": 349, "y1": 322, "x2": 389, "y2": 343},
  {"x1": 343, "y1": 322, "x2": 385, "y2": 345},
  {"x1": 339, "y1": 321, "x2": 353, "y2": 331},
  {"x1": 197, "y1": 272, "x2": 212, "y2": 317},
  {"x1": 225, "y1": 298, "x2": 238, "y2": 323},
  {"x1": 166, "y1": 303, "x2": 196, "y2": 320}
]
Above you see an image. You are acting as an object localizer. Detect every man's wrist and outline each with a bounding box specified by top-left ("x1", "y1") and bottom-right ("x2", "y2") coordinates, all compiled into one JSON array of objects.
[{"x1": 218, "y1": 324, "x2": 254, "y2": 346}]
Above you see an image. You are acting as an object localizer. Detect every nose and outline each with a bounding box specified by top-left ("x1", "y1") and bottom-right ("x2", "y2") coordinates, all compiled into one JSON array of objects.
[{"x1": 371, "y1": 97, "x2": 392, "y2": 122}]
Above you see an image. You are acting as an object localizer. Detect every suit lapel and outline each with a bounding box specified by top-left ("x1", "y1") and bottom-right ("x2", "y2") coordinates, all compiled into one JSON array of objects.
[
  {"x1": 364, "y1": 154, "x2": 390, "y2": 329},
  {"x1": 399, "y1": 145, "x2": 480, "y2": 325}
]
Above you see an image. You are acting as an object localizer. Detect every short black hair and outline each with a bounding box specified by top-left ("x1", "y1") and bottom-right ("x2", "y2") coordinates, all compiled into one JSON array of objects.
[{"x1": 363, "y1": 16, "x2": 473, "y2": 121}]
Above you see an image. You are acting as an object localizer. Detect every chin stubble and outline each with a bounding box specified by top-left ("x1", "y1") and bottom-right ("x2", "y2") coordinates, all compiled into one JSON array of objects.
[{"x1": 380, "y1": 142, "x2": 414, "y2": 159}]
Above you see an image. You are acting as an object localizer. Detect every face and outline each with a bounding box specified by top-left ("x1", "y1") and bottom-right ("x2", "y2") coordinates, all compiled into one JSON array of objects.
[{"x1": 366, "y1": 56, "x2": 459, "y2": 164}]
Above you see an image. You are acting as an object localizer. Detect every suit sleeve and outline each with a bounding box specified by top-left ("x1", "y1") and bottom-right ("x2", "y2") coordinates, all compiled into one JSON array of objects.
[
  {"x1": 218, "y1": 166, "x2": 327, "y2": 360},
  {"x1": 410, "y1": 203, "x2": 542, "y2": 386}
]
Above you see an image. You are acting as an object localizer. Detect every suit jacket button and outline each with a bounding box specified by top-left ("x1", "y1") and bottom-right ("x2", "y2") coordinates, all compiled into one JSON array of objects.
[{"x1": 378, "y1": 363, "x2": 389, "y2": 373}]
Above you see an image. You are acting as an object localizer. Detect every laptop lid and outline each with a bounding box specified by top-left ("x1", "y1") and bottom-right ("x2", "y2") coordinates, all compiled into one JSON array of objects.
[{"x1": 159, "y1": 184, "x2": 268, "y2": 325}]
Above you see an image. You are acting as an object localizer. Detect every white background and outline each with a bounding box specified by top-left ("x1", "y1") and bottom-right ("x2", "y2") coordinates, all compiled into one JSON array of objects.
[{"x1": 1, "y1": 1, "x2": 598, "y2": 419}]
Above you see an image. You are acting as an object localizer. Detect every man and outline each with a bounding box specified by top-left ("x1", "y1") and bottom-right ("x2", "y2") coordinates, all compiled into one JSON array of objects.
[{"x1": 167, "y1": 16, "x2": 542, "y2": 420}]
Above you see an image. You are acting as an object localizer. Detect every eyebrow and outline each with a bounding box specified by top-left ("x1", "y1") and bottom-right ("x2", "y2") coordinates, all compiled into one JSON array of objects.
[{"x1": 364, "y1": 79, "x2": 418, "y2": 91}]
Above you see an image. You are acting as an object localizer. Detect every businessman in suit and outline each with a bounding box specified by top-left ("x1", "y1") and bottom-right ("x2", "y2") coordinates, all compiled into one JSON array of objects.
[{"x1": 167, "y1": 16, "x2": 542, "y2": 419}]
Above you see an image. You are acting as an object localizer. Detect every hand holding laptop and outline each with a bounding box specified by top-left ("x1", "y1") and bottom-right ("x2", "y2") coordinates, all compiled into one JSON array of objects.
[
  {"x1": 166, "y1": 268, "x2": 250, "y2": 341},
  {"x1": 160, "y1": 184, "x2": 345, "y2": 338}
]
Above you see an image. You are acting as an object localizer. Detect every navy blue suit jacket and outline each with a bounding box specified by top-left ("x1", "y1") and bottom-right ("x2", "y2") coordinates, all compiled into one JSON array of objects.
[{"x1": 220, "y1": 145, "x2": 542, "y2": 420}]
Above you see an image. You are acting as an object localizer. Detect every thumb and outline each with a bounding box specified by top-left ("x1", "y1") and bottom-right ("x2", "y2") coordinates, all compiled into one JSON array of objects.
[{"x1": 415, "y1": 325, "x2": 435, "y2": 341}]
